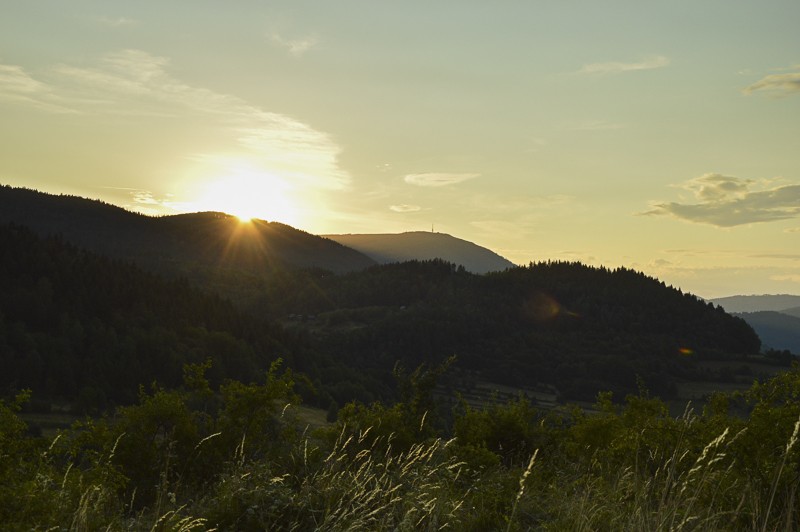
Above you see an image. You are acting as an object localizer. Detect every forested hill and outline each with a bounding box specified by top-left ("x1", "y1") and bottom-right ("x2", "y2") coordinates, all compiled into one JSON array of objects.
[
  {"x1": 0, "y1": 223, "x2": 291, "y2": 409},
  {"x1": 324, "y1": 231, "x2": 515, "y2": 273},
  {"x1": 0, "y1": 186, "x2": 767, "y2": 408},
  {"x1": 261, "y1": 260, "x2": 762, "y2": 402},
  {"x1": 0, "y1": 186, "x2": 376, "y2": 278}
]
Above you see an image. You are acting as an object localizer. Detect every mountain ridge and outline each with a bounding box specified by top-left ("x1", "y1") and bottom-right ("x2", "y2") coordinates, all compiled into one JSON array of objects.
[
  {"x1": 710, "y1": 294, "x2": 800, "y2": 313},
  {"x1": 0, "y1": 185, "x2": 376, "y2": 277},
  {"x1": 324, "y1": 231, "x2": 515, "y2": 274},
  {"x1": 733, "y1": 311, "x2": 800, "y2": 354}
]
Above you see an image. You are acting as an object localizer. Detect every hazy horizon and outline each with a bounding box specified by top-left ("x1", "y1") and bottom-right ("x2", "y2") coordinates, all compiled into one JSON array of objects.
[{"x1": 2, "y1": 2, "x2": 799, "y2": 298}]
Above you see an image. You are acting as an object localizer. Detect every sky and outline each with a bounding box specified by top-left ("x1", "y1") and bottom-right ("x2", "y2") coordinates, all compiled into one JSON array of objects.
[{"x1": 1, "y1": 1, "x2": 799, "y2": 298}]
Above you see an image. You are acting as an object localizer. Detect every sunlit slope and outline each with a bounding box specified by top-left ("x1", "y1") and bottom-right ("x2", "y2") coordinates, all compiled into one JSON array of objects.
[
  {"x1": 0, "y1": 185, "x2": 376, "y2": 275},
  {"x1": 324, "y1": 231, "x2": 515, "y2": 274}
]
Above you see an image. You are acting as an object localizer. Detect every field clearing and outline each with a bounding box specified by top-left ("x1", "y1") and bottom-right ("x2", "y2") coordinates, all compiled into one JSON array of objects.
[
  {"x1": 286, "y1": 403, "x2": 332, "y2": 430},
  {"x1": 20, "y1": 412, "x2": 81, "y2": 438}
]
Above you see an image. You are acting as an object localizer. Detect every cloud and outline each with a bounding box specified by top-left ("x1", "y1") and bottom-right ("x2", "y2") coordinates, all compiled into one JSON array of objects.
[
  {"x1": 390, "y1": 204, "x2": 421, "y2": 213},
  {"x1": 643, "y1": 173, "x2": 800, "y2": 227},
  {"x1": 94, "y1": 16, "x2": 138, "y2": 28},
  {"x1": 0, "y1": 63, "x2": 76, "y2": 113},
  {"x1": 578, "y1": 55, "x2": 670, "y2": 75},
  {"x1": 744, "y1": 69, "x2": 800, "y2": 97},
  {"x1": 404, "y1": 172, "x2": 480, "y2": 187},
  {"x1": 682, "y1": 173, "x2": 752, "y2": 201},
  {"x1": 131, "y1": 190, "x2": 164, "y2": 205},
  {"x1": 752, "y1": 253, "x2": 800, "y2": 261},
  {"x1": 269, "y1": 33, "x2": 318, "y2": 57},
  {"x1": 13, "y1": 49, "x2": 349, "y2": 190},
  {"x1": 98, "y1": 186, "x2": 178, "y2": 215},
  {"x1": 771, "y1": 274, "x2": 800, "y2": 284},
  {"x1": 0, "y1": 64, "x2": 46, "y2": 94}
]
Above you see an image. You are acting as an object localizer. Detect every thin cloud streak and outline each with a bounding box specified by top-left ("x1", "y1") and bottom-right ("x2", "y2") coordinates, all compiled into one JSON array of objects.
[
  {"x1": 578, "y1": 55, "x2": 670, "y2": 75},
  {"x1": 643, "y1": 173, "x2": 800, "y2": 227},
  {"x1": 94, "y1": 16, "x2": 139, "y2": 28},
  {"x1": 0, "y1": 63, "x2": 77, "y2": 113},
  {"x1": 269, "y1": 33, "x2": 319, "y2": 57},
  {"x1": 404, "y1": 173, "x2": 480, "y2": 187},
  {"x1": 390, "y1": 204, "x2": 421, "y2": 213},
  {"x1": 744, "y1": 70, "x2": 800, "y2": 96},
  {"x1": 771, "y1": 274, "x2": 800, "y2": 284}
]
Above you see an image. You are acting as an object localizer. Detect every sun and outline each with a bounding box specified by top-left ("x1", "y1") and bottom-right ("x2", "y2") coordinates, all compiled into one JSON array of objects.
[{"x1": 189, "y1": 163, "x2": 303, "y2": 226}]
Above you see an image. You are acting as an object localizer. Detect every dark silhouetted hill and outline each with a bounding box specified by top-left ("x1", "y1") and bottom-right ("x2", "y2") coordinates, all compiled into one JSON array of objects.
[
  {"x1": 323, "y1": 231, "x2": 515, "y2": 274},
  {"x1": 0, "y1": 185, "x2": 375, "y2": 279},
  {"x1": 0, "y1": 223, "x2": 292, "y2": 409},
  {"x1": 259, "y1": 260, "x2": 762, "y2": 402}
]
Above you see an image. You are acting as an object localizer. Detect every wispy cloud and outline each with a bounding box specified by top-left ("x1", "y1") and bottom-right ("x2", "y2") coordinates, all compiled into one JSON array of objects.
[
  {"x1": 404, "y1": 172, "x2": 480, "y2": 187},
  {"x1": 771, "y1": 274, "x2": 800, "y2": 284},
  {"x1": 94, "y1": 16, "x2": 139, "y2": 28},
  {"x1": 0, "y1": 63, "x2": 46, "y2": 93},
  {"x1": 642, "y1": 173, "x2": 800, "y2": 227},
  {"x1": 99, "y1": 186, "x2": 177, "y2": 216},
  {"x1": 578, "y1": 55, "x2": 670, "y2": 75},
  {"x1": 0, "y1": 63, "x2": 76, "y2": 113},
  {"x1": 13, "y1": 49, "x2": 349, "y2": 190},
  {"x1": 744, "y1": 67, "x2": 800, "y2": 96},
  {"x1": 269, "y1": 32, "x2": 319, "y2": 57},
  {"x1": 752, "y1": 253, "x2": 800, "y2": 261},
  {"x1": 390, "y1": 204, "x2": 421, "y2": 213}
]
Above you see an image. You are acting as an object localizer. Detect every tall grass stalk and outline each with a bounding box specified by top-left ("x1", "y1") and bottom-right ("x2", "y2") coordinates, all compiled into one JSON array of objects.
[
  {"x1": 761, "y1": 415, "x2": 800, "y2": 531},
  {"x1": 305, "y1": 431, "x2": 467, "y2": 531},
  {"x1": 506, "y1": 449, "x2": 538, "y2": 532}
]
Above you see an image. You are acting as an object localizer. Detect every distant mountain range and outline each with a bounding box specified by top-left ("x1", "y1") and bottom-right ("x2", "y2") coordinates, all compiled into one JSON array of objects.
[
  {"x1": 710, "y1": 294, "x2": 800, "y2": 313},
  {"x1": 324, "y1": 232, "x2": 516, "y2": 274},
  {"x1": 731, "y1": 311, "x2": 800, "y2": 354},
  {"x1": 710, "y1": 294, "x2": 800, "y2": 354}
]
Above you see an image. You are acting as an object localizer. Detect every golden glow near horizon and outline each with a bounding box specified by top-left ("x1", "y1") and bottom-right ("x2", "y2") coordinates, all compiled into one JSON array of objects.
[
  {"x1": 181, "y1": 158, "x2": 305, "y2": 226},
  {"x1": 1, "y1": 2, "x2": 799, "y2": 298}
]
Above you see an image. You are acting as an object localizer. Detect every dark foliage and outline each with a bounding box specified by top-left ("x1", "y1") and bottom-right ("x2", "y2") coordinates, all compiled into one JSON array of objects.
[
  {"x1": 0, "y1": 224, "x2": 289, "y2": 409},
  {"x1": 261, "y1": 259, "x2": 760, "y2": 401},
  {"x1": 0, "y1": 185, "x2": 763, "y2": 407}
]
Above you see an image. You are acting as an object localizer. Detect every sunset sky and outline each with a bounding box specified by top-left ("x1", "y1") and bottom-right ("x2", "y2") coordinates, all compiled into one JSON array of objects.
[{"x1": 2, "y1": 1, "x2": 799, "y2": 298}]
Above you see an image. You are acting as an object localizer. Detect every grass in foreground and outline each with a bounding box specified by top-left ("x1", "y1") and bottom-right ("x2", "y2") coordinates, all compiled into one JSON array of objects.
[{"x1": 3, "y1": 364, "x2": 800, "y2": 530}]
